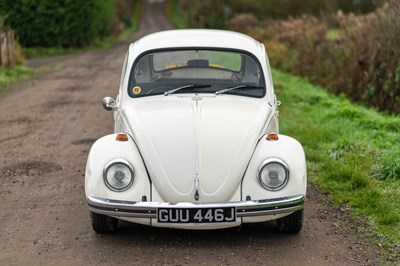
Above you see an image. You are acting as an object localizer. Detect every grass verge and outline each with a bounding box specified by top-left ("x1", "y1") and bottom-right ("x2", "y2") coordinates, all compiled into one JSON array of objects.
[
  {"x1": 273, "y1": 69, "x2": 400, "y2": 261},
  {"x1": 0, "y1": 65, "x2": 35, "y2": 89},
  {"x1": 23, "y1": 0, "x2": 142, "y2": 59}
]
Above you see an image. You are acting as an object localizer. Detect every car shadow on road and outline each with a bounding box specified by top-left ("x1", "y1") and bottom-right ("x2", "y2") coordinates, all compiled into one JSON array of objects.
[{"x1": 95, "y1": 220, "x2": 302, "y2": 248}]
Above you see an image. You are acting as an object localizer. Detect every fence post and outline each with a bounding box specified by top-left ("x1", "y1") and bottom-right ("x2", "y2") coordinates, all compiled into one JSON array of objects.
[
  {"x1": 0, "y1": 31, "x2": 7, "y2": 67},
  {"x1": 0, "y1": 30, "x2": 16, "y2": 68}
]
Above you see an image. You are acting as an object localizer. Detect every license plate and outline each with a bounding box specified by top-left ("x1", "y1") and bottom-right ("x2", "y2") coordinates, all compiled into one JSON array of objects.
[{"x1": 157, "y1": 207, "x2": 236, "y2": 223}]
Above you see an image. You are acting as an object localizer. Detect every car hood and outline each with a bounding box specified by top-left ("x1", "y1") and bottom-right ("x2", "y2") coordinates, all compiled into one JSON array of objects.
[{"x1": 122, "y1": 95, "x2": 270, "y2": 203}]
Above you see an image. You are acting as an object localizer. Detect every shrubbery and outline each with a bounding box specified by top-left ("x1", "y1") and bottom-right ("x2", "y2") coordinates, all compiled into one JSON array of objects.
[
  {"x1": 0, "y1": 0, "x2": 114, "y2": 47},
  {"x1": 177, "y1": 0, "x2": 384, "y2": 28},
  {"x1": 176, "y1": 0, "x2": 399, "y2": 112},
  {"x1": 227, "y1": 1, "x2": 400, "y2": 113}
]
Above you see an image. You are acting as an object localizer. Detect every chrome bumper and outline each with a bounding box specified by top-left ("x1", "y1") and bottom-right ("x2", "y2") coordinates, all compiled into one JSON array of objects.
[{"x1": 87, "y1": 194, "x2": 304, "y2": 219}]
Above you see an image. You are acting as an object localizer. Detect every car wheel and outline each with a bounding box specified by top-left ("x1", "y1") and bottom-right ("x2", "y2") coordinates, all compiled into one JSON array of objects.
[
  {"x1": 90, "y1": 212, "x2": 118, "y2": 233},
  {"x1": 276, "y1": 209, "x2": 304, "y2": 233}
]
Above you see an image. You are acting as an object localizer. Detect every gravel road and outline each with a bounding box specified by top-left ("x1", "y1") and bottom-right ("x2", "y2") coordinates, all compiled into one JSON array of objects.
[{"x1": 0, "y1": 1, "x2": 381, "y2": 265}]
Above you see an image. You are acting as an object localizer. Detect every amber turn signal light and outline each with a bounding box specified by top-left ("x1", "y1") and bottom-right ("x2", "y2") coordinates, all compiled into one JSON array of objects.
[
  {"x1": 116, "y1": 133, "x2": 128, "y2": 141},
  {"x1": 266, "y1": 133, "x2": 279, "y2": 141}
]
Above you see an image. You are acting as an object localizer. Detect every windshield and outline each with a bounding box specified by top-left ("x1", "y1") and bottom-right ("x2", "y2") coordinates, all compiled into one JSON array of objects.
[{"x1": 128, "y1": 49, "x2": 265, "y2": 98}]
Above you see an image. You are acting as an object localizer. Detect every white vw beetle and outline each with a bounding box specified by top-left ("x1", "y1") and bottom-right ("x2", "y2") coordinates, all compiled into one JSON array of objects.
[{"x1": 85, "y1": 29, "x2": 307, "y2": 233}]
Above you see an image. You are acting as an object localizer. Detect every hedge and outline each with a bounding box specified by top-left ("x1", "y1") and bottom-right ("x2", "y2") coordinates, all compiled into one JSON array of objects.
[{"x1": 0, "y1": 0, "x2": 113, "y2": 47}]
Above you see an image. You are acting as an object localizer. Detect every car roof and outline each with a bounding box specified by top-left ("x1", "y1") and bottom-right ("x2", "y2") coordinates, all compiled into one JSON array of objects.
[{"x1": 130, "y1": 29, "x2": 264, "y2": 56}]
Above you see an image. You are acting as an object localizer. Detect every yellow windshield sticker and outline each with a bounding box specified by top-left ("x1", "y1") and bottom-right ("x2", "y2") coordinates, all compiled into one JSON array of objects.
[
  {"x1": 133, "y1": 86, "x2": 141, "y2": 95},
  {"x1": 209, "y1": 63, "x2": 223, "y2": 68}
]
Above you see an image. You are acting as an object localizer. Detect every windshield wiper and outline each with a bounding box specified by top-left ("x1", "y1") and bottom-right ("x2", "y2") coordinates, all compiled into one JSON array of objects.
[
  {"x1": 215, "y1": 85, "x2": 264, "y2": 95},
  {"x1": 164, "y1": 84, "x2": 211, "y2": 96}
]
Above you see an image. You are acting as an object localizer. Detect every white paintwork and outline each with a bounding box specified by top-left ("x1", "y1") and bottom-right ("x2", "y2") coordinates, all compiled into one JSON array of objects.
[
  {"x1": 85, "y1": 134, "x2": 151, "y2": 202},
  {"x1": 85, "y1": 29, "x2": 307, "y2": 230},
  {"x1": 120, "y1": 95, "x2": 271, "y2": 203}
]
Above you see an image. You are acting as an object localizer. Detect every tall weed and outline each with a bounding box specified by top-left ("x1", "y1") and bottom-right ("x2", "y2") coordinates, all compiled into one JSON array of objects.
[{"x1": 342, "y1": 2, "x2": 400, "y2": 112}]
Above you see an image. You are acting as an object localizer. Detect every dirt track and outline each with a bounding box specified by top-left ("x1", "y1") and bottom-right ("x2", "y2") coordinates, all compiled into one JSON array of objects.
[{"x1": 0, "y1": 1, "x2": 381, "y2": 265}]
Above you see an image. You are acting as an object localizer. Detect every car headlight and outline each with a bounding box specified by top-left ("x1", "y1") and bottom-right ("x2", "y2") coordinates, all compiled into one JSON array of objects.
[
  {"x1": 103, "y1": 159, "x2": 134, "y2": 191},
  {"x1": 258, "y1": 158, "x2": 289, "y2": 191}
]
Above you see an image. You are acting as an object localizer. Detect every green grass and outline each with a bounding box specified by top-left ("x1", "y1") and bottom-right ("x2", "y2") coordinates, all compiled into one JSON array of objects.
[
  {"x1": 0, "y1": 65, "x2": 35, "y2": 88},
  {"x1": 168, "y1": 0, "x2": 186, "y2": 29},
  {"x1": 23, "y1": 0, "x2": 142, "y2": 58},
  {"x1": 273, "y1": 69, "x2": 400, "y2": 259}
]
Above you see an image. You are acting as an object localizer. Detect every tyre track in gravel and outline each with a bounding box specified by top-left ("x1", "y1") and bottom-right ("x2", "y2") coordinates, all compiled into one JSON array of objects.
[{"x1": 0, "y1": 1, "x2": 381, "y2": 265}]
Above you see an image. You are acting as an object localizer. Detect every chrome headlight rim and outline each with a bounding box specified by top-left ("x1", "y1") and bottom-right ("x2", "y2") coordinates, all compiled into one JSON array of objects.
[
  {"x1": 258, "y1": 158, "x2": 289, "y2": 191},
  {"x1": 103, "y1": 158, "x2": 134, "y2": 192}
]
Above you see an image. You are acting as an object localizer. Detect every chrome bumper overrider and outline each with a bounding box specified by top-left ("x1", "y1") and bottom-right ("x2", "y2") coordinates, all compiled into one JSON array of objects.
[{"x1": 87, "y1": 194, "x2": 304, "y2": 219}]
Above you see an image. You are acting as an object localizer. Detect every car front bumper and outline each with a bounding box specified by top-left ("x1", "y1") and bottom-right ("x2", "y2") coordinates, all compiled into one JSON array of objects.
[{"x1": 87, "y1": 194, "x2": 304, "y2": 219}]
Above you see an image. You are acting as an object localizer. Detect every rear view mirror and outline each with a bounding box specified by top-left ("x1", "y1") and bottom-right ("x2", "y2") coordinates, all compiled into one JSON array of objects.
[{"x1": 102, "y1": 97, "x2": 117, "y2": 111}]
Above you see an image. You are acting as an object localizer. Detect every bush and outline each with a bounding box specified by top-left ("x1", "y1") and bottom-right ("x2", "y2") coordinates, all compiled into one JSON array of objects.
[
  {"x1": 342, "y1": 2, "x2": 400, "y2": 112},
  {"x1": 176, "y1": 0, "x2": 385, "y2": 29},
  {"x1": 175, "y1": 0, "x2": 399, "y2": 112},
  {"x1": 238, "y1": 0, "x2": 400, "y2": 113},
  {"x1": 0, "y1": 0, "x2": 113, "y2": 48}
]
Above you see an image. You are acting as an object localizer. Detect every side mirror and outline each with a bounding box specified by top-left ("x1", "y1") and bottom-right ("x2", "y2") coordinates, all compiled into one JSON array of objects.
[{"x1": 102, "y1": 97, "x2": 117, "y2": 111}]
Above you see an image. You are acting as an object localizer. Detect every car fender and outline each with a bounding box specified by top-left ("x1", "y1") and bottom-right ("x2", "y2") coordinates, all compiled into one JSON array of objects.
[
  {"x1": 242, "y1": 134, "x2": 307, "y2": 200},
  {"x1": 85, "y1": 133, "x2": 151, "y2": 201}
]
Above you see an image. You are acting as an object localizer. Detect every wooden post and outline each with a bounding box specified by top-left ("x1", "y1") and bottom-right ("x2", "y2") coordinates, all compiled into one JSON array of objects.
[
  {"x1": 0, "y1": 30, "x2": 16, "y2": 68},
  {"x1": 1, "y1": 31, "x2": 9, "y2": 68}
]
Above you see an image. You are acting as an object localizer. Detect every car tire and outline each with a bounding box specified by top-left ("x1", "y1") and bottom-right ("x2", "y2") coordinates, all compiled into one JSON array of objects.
[
  {"x1": 90, "y1": 212, "x2": 118, "y2": 233},
  {"x1": 276, "y1": 209, "x2": 304, "y2": 233}
]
